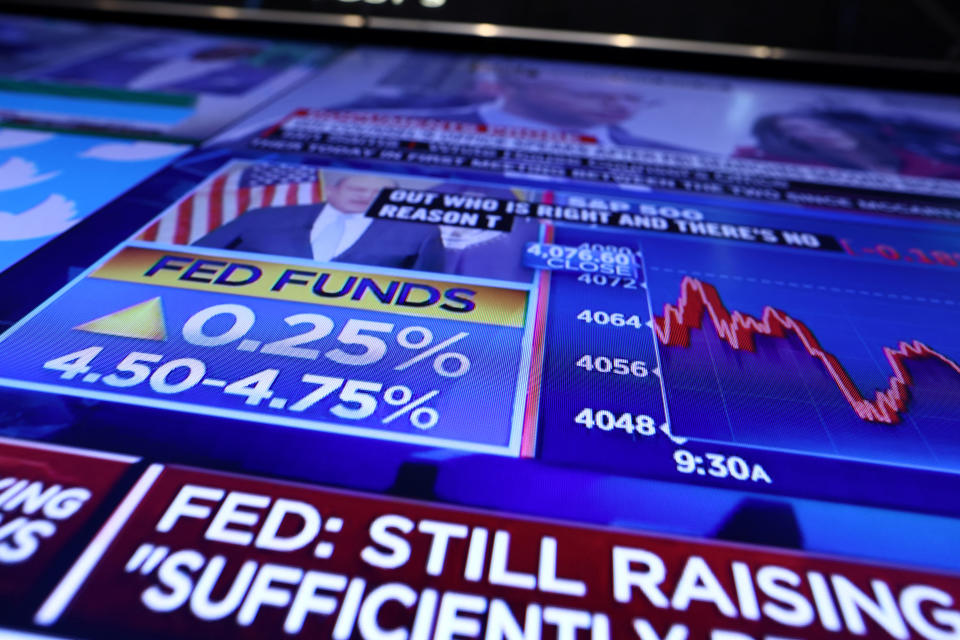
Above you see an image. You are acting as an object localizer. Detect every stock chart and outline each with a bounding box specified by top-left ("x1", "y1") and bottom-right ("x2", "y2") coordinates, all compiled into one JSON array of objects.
[{"x1": 645, "y1": 235, "x2": 960, "y2": 471}]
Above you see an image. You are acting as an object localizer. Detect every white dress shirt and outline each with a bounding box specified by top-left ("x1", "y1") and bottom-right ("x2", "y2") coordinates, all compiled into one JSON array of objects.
[{"x1": 309, "y1": 203, "x2": 374, "y2": 261}]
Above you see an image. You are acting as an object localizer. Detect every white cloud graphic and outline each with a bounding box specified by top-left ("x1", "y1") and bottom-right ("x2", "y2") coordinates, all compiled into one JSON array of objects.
[
  {"x1": 79, "y1": 141, "x2": 186, "y2": 162},
  {"x1": 0, "y1": 129, "x2": 54, "y2": 150},
  {"x1": 0, "y1": 157, "x2": 59, "y2": 192},
  {"x1": 0, "y1": 194, "x2": 79, "y2": 241}
]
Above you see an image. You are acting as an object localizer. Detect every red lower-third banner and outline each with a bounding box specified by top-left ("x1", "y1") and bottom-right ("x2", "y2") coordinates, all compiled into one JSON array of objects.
[
  {"x1": 34, "y1": 463, "x2": 960, "y2": 640},
  {"x1": 0, "y1": 437, "x2": 135, "y2": 609}
]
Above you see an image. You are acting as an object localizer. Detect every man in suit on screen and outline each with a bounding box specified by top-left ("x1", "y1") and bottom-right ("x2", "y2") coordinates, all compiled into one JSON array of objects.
[
  {"x1": 477, "y1": 67, "x2": 677, "y2": 148},
  {"x1": 336, "y1": 64, "x2": 688, "y2": 150},
  {"x1": 193, "y1": 174, "x2": 446, "y2": 271}
]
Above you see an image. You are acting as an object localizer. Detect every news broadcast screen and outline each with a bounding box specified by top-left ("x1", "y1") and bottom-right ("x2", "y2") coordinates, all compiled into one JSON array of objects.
[{"x1": 1, "y1": 12, "x2": 960, "y2": 640}]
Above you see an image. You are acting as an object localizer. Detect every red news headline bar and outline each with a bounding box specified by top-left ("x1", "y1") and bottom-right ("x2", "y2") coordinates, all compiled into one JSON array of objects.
[{"x1": 36, "y1": 463, "x2": 960, "y2": 640}]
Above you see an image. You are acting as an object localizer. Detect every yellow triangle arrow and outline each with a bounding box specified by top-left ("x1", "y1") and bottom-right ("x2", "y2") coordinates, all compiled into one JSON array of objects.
[{"x1": 73, "y1": 297, "x2": 167, "y2": 341}]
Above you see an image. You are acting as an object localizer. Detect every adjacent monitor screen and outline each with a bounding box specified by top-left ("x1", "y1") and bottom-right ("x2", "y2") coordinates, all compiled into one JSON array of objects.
[{"x1": 1, "y1": 12, "x2": 960, "y2": 640}]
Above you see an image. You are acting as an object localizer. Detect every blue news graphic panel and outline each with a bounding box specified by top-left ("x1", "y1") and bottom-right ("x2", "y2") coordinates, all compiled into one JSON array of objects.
[
  {"x1": 0, "y1": 276, "x2": 524, "y2": 451},
  {"x1": 536, "y1": 227, "x2": 669, "y2": 464},
  {"x1": 8, "y1": 14, "x2": 960, "y2": 638}
]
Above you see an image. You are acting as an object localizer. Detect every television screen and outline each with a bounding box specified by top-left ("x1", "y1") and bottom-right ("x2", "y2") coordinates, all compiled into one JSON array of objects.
[{"x1": 1, "y1": 12, "x2": 960, "y2": 640}]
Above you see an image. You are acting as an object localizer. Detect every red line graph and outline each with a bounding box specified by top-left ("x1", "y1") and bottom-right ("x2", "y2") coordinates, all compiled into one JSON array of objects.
[{"x1": 653, "y1": 276, "x2": 960, "y2": 424}]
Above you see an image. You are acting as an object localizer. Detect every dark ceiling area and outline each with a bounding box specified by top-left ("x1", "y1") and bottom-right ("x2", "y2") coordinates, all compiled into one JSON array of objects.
[
  {"x1": 1, "y1": 0, "x2": 959, "y2": 79},
  {"x1": 94, "y1": 0, "x2": 960, "y2": 62}
]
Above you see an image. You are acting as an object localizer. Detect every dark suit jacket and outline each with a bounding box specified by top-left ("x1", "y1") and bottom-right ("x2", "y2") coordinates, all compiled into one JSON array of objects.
[
  {"x1": 443, "y1": 218, "x2": 540, "y2": 283},
  {"x1": 193, "y1": 205, "x2": 446, "y2": 272}
]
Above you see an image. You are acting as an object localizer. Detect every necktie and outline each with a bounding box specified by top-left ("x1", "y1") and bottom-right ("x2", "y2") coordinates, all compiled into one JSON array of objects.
[{"x1": 311, "y1": 212, "x2": 346, "y2": 261}]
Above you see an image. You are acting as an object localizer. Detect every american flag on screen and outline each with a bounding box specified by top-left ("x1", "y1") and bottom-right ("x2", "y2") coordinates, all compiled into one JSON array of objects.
[{"x1": 138, "y1": 163, "x2": 325, "y2": 245}]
